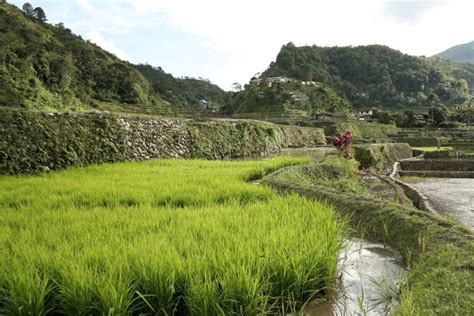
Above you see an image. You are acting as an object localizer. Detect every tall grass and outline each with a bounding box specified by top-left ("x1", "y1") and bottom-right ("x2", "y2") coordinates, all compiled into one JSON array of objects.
[{"x1": 0, "y1": 158, "x2": 345, "y2": 314}]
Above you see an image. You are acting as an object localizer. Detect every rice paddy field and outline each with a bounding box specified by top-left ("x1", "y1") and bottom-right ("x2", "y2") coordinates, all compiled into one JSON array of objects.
[{"x1": 0, "y1": 157, "x2": 345, "y2": 315}]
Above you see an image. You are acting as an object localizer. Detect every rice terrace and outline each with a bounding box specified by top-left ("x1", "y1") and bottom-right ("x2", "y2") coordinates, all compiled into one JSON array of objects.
[{"x1": 1, "y1": 1, "x2": 474, "y2": 315}]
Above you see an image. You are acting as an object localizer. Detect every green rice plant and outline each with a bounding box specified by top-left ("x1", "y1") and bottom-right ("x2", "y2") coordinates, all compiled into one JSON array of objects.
[{"x1": 0, "y1": 157, "x2": 344, "y2": 314}]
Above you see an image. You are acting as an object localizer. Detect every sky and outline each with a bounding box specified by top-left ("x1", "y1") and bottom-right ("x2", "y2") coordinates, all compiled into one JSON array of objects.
[{"x1": 9, "y1": 0, "x2": 474, "y2": 90}]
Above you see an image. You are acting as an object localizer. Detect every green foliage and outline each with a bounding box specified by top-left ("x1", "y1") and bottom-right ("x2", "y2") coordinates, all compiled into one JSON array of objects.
[
  {"x1": 377, "y1": 111, "x2": 395, "y2": 125},
  {"x1": 352, "y1": 143, "x2": 413, "y2": 172},
  {"x1": 32, "y1": 6, "x2": 46, "y2": 22},
  {"x1": 299, "y1": 157, "x2": 368, "y2": 194},
  {"x1": 395, "y1": 110, "x2": 420, "y2": 128},
  {"x1": 263, "y1": 43, "x2": 471, "y2": 108},
  {"x1": 224, "y1": 80, "x2": 351, "y2": 117},
  {"x1": 0, "y1": 158, "x2": 344, "y2": 314},
  {"x1": 0, "y1": 4, "x2": 229, "y2": 113},
  {"x1": 262, "y1": 161, "x2": 474, "y2": 315},
  {"x1": 314, "y1": 120, "x2": 397, "y2": 141},
  {"x1": 0, "y1": 109, "x2": 128, "y2": 174},
  {"x1": 427, "y1": 57, "x2": 474, "y2": 96},
  {"x1": 428, "y1": 106, "x2": 448, "y2": 125},
  {"x1": 135, "y1": 64, "x2": 230, "y2": 112}
]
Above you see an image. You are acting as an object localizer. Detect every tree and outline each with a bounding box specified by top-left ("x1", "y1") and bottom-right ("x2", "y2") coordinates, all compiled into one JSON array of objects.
[
  {"x1": 403, "y1": 110, "x2": 417, "y2": 127},
  {"x1": 33, "y1": 7, "x2": 47, "y2": 22},
  {"x1": 429, "y1": 107, "x2": 448, "y2": 125},
  {"x1": 22, "y1": 2, "x2": 34, "y2": 17},
  {"x1": 378, "y1": 111, "x2": 394, "y2": 125},
  {"x1": 231, "y1": 82, "x2": 242, "y2": 92}
]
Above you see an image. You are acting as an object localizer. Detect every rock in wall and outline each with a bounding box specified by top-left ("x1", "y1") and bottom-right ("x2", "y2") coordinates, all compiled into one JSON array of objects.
[{"x1": 0, "y1": 109, "x2": 326, "y2": 174}]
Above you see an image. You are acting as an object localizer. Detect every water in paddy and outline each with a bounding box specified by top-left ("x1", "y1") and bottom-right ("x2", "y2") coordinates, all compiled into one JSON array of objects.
[
  {"x1": 305, "y1": 240, "x2": 406, "y2": 316},
  {"x1": 260, "y1": 147, "x2": 406, "y2": 314},
  {"x1": 407, "y1": 177, "x2": 474, "y2": 231}
]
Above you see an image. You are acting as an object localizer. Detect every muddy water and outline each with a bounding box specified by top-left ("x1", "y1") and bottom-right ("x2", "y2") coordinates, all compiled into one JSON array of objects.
[
  {"x1": 408, "y1": 178, "x2": 474, "y2": 231},
  {"x1": 305, "y1": 240, "x2": 405, "y2": 316}
]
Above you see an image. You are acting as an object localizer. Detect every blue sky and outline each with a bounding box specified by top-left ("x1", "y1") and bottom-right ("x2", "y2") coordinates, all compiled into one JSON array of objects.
[{"x1": 9, "y1": 0, "x2": 474, "y2": 90}]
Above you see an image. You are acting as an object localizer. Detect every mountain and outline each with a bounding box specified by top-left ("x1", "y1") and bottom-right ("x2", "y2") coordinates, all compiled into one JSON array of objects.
[
  {"x1": 262, "y1": 43, "x2": 471, "y2": 109},
  {"x1": 434, "y1": 41, "x2": 474, "y2": 64},
  {"x1": 0, "y1": 2, "x2": 229, "y2": 113}
]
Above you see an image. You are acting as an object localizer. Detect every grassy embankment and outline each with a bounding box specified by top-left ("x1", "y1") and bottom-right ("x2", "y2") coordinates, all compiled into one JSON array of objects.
[
  {"x1": 262, "y1": 157, "x2": 474, "y2": 315},
  {"x1": 0, "y1": 158, "x2": 345, "y2": 315}
]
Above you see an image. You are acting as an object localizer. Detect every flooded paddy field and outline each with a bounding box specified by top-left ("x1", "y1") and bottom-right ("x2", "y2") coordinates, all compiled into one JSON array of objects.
[{"x1": 404, "y1": 177, "x2": 474, "y2": 230}]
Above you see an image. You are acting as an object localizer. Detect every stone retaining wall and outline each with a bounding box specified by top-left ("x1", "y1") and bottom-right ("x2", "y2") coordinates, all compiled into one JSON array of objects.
[{"x1": 0, "y1": 109, "x2": 326, "y2": 175}]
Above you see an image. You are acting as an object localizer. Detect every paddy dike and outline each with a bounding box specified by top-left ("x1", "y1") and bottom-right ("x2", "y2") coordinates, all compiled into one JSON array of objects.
[{"x1": 262, "y1": 156, "x2": 474, "y2": 314}]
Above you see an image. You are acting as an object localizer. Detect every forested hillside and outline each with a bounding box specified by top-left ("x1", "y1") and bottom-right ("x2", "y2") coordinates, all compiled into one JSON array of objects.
[
  {"x1": 135, "y1": 64, "x2": 230, "y2": 113},
  {"x1": 428, "y1": 57, "x2": 474, "y2": 93},
  {"x1": 0, "y1": 2, "x2": 229, "y2": 112},
  {"x1": 262, "y1": 43, "x2": 471, "y2": 109},
  {"x1": 434, "y1": 41, "x2": 474, "y2": 64}
]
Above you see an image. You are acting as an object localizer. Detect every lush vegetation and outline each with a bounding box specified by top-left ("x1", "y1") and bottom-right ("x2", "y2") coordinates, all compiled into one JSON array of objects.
[
  {"x1": 0, "y1": 2, "x2": 229, "y2": 113},
  {"x1": 262, "y1": 157, "x2": 474, "y2": 315},
  {"x1": 262, "y1": 43, "x2": 471, "y2": 109},
  {"x1": 434, "y1": 40, "x2": 474, "y2": 64},
  {"x1": 0, "y1": 157, "x2": 345, "y2": 314},
  {"x1": 135, "y1": 64, "x2": 230, "y2": 113},
  {"x1": 428, "y1": 57, "x2": 474, "y2": 93},
  {"x1": 223, "y1": 80, "x2": 351, "y2": 118}
]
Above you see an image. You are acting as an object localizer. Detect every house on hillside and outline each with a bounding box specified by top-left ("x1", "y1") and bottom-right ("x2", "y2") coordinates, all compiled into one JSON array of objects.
[
  {"x1": 357, "y1": 110, "x2": 373, "y2": 121},
  {"x1": 249, "y1": 76, "x2": 298, "y2": 87},
  {"x1": 314, "y1": 112, "x2": 335, "y2": 122},
  {"x1": 415, "y1": 112, "x2": 433, "y2": 125},
  {"x1": 197, "y1": 99, "x2": 209, "y2": 110}
]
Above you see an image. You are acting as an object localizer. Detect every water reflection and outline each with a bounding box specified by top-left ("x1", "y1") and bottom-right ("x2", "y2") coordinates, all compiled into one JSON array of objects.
[{"x1": 305, "y1": 240, "x2": 406, "y2": 316}]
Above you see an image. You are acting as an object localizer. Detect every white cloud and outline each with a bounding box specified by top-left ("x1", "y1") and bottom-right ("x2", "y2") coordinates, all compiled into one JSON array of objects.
[
  {"x1": 86, "y1": 31, "x2": 133, "y2": 62},
  {"x1": 75, "y1": 0, "x2": 94, "y2": 12},
  {"x1": 13, "y1": 0, "x2": 473, "y2": 89},
  {"x1": 118, "y1": 0, "x2": 473, "y2": 89}
]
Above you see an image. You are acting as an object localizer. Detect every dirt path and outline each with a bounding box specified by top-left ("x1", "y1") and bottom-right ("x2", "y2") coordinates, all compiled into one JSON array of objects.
[{"x1": 409, "y1": 178, "x2": 474, "y2": 231}]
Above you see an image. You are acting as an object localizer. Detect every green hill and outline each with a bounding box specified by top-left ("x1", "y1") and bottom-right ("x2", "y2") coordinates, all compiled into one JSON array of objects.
[
  {"x1": 434, "y1": 41, "x2": 474, "y2": 64},
  {"x1": 0, "y1": 2, "x2": 229, "y2": 113},
  {"x1": 223, "y1": 79, "x2": 351, "y2": 118},
  {"x1": 262, "y1": 43, "x2": 471, "y2": 109}
]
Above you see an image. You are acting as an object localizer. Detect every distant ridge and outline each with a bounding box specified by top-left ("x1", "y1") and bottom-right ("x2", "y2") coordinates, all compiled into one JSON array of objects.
[
  {"x1": 435, "y1": 41, "x2": 474, "y2": 64},
  {"x1": 261, "y1": 43, "x2": 472, "y2": 108}
]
